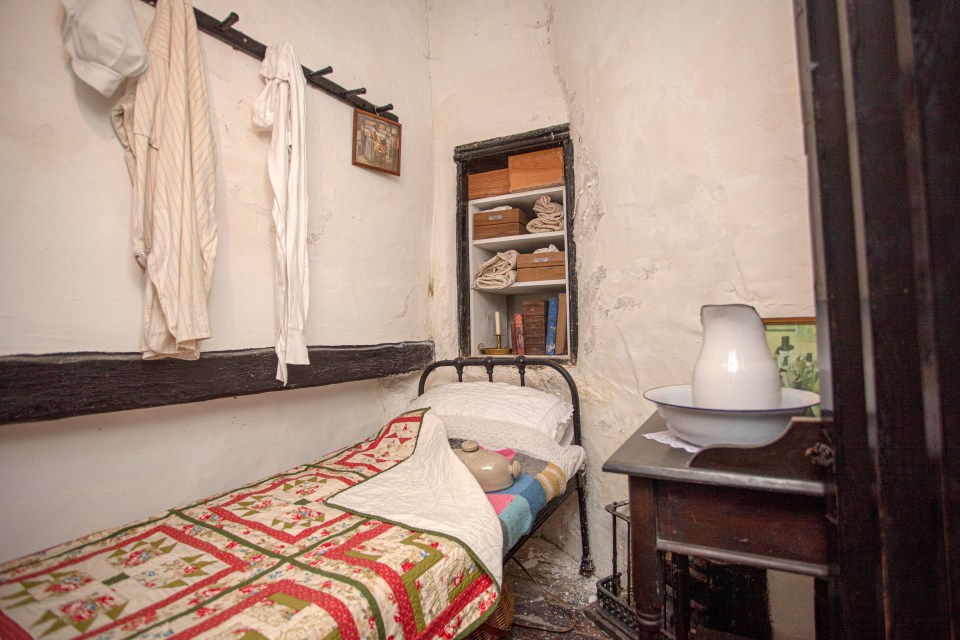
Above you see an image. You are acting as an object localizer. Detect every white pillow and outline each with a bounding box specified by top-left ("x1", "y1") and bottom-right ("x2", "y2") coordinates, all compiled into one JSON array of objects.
[{"x1": 406, "y1": 381, "x2": 574, "y2": 443}]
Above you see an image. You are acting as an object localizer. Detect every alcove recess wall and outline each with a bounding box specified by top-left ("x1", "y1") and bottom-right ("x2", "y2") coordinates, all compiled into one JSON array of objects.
[{"x1": 454, "y1": 124, "x2": 577, "y2": 363}]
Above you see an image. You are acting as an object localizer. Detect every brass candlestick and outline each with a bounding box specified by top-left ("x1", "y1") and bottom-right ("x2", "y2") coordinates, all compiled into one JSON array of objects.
[{"x1": 479, "y1": 334, "x2": 511, "y2": 355}]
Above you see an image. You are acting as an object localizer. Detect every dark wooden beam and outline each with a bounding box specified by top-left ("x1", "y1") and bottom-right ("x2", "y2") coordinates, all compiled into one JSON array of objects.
[{"x1": 0, "y1": 341, "x2": 434, "y2": 426}]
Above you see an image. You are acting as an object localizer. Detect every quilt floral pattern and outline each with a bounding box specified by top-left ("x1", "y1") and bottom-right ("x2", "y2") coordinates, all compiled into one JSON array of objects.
[{"x1": 0, "y1": 411, "x2": 498, "y2": 640}]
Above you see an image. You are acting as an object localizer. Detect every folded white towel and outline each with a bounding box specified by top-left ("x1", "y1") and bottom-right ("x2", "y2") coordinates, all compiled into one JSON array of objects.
[
  {"x1": 527, "y1": 217, "x2": 563, "y2": 232},
  {"x1": 475, "y1": 272, "x2": 517, "y2": 289},
  {"x1": 527, "y1": 196, "x2": 564, "y2": 233},
  {"x1": 474, "y1": 250, "x2": 519, "y2": 289},
  {"x1": 533, "y1": 196, "x2": 561, "y2": 215},
  {"x1": 475, "y1": 249, "x2": 518, "y2": 277},
  {"x1": 533, "y1": 244, "x2": 560, "y2": 253}
]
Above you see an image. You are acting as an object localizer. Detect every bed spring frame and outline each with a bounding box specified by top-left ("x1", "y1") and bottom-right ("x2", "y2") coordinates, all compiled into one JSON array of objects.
[{"x1": 418, "y1": 356, "x2": 594, "y2": 576}]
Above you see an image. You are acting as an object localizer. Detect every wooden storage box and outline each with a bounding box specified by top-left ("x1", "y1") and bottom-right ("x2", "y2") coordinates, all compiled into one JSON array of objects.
[
  {"x1": 473, "y1": 208, "x2": 531, "y2": 240},
  {"x1": 517, "y1": 264, "x2": 566, "y2": 282},
  {"x1": 467, "y1": 169, "x2": 510, "y2": 200},
  {"x1": 508, "y1": 147, "x2": 564, "y2": 193},
  {"x1": 517, "y1": 251, "x2": 566, "y2": 270}
]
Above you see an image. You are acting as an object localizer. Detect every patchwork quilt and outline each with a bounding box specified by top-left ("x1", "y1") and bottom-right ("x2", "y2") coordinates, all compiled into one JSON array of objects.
[{"x1": 0, "y1": 410, "x2": 501, "y2": 640}]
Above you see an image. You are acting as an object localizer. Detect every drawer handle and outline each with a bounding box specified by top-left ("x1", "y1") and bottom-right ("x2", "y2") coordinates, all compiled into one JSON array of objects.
[{"x1": 487, "y1": 214, "x2": 503, "y2": 221}]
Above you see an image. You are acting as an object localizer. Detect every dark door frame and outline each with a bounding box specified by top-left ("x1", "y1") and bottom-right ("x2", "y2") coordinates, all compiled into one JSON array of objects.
[{"x1": 795, "y1": 0, "x2": 958, "y2": 636}]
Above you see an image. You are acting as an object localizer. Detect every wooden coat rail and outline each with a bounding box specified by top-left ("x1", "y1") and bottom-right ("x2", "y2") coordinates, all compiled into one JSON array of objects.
[{"x1": 138, "y1": 0, "x2": 398, "y2": 122}]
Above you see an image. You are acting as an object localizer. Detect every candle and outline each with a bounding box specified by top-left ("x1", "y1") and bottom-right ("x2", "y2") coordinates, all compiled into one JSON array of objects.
[{"x1": 495, "y1": 311, "x2": 501, "y2": 335}]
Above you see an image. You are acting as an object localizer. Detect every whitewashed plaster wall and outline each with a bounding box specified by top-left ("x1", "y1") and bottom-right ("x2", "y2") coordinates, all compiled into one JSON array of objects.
[
  {"x1": 427, "y1": 1, "x2": 815, "y2": 637},
  {"x1": 425, "y1": 0, "x2": 570, "y2": 349},
  {"x1": 541, "y1": 0, "x2": 813, "y2": 548},
  {"x1": 544, "y1": 4, "x2": 816, "y2": 634},
  {"x1": 0, "y1": 0, "x2": 432, "y2": 562}
]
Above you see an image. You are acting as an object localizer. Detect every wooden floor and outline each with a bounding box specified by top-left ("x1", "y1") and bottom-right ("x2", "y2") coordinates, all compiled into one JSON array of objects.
[{"x1": 506, "y1": 539, "x2": 631, "y2": 640}]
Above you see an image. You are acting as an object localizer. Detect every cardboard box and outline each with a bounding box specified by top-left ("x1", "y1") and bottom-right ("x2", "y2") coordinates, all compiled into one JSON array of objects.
[
  {"x1": 508, "y1": 147, "x2": 564, "y2": 193},
  {"x1": 517, "y1": 251, "x2": 566, "y2": 270},
  {"x1": 468, "y1": 169, "x2": 510, "y2": 200},
  {"x1": 517, "y1": 265, "x2": 567, "y2": 282},
  {"x1": 474, "y1": 222, "x2": 529, "y2": 240}
]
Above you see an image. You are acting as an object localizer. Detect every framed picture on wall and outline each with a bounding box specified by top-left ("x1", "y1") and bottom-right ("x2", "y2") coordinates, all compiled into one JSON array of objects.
[
  {"x1": 352, "y1": 109, "x2": 402, "y2": 176},
  {"x1": 762, "y1": 316, "x2": 819, "y2": 395}
]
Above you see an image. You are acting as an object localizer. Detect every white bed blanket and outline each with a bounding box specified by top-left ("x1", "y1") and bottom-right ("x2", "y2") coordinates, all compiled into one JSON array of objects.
[{"x1": 329, "y1": 412, "x2": 505, "y2": 586}]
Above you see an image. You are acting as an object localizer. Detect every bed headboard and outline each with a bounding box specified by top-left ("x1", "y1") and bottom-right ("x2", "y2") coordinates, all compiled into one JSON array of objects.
[{"x1": 417, "y1": 356, "x2": 582, "y2": 447}]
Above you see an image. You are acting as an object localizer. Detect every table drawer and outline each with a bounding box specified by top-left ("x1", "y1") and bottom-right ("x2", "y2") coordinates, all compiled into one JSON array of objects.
[{"x1": 655, "y1": 480, "x2": 829, "y2": 573}]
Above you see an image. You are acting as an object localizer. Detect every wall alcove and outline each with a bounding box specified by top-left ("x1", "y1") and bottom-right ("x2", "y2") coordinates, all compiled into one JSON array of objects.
[{"x1": 454, "y1": 124, "x2": 578, "y2": 362}]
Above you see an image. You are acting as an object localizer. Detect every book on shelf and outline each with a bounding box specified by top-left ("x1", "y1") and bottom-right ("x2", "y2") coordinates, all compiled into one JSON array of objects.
[
  {"x1": 521, "y1": 299, "x2": 547, "y2": 355},
  {"x1": 556, "y1": 293, "x2": 568, "y2": 355},
  {"x1": 513, "y1": 313, "x2": 525, "y2": 355},
  {"x1": 545, "y1": 296, "x2": 559, "y2": 355}
]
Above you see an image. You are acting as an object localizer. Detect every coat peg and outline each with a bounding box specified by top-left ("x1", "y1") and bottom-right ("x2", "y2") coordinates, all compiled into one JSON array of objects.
[
  {"x1": 308, "y1": 66, "x2": 333, "y2": 80},
  {"x1": 343, "y1": 87, "x2": 367, "y2": 97},
  {"x1": 373, "y1": 103, "x2": 394, "y2": 114},
  {"x1": 218, "y1": 12, "x2": 239, "y2": 31}
]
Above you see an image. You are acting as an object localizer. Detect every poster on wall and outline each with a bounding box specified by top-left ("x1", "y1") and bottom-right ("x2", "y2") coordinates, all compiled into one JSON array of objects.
[
  {"x1": 352, "y1": 109, "x2": 402, "y2": 176},
  {"x1": 762, "y1": 317, "x2": 820, "y2": 414}
]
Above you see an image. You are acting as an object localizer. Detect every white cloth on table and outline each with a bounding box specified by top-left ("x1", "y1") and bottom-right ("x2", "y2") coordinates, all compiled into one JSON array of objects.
[
  {"x1": 474, "y1": 249, "x2": 518, "y2": 290},
  {"x1": 61, "y1": 0, "x2": 148, "y2": 96},
  {"x1": 253, "y1": 42, "x2": 311, "y2": 385},
  {"x1": 643, "y1": 430, "x2": 702, "y2": 453},
  {"x1": 526, "y1": 195, "x2": 564, "y2": 233},
  {"x1": 111, "y1": 0, "x2": 217, "y2": 360}
]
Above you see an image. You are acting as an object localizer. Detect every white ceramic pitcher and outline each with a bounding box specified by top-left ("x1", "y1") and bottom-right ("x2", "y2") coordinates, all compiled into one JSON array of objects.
[{"x1": 691, "y1": 304, "x2": 782, "y2": 409}]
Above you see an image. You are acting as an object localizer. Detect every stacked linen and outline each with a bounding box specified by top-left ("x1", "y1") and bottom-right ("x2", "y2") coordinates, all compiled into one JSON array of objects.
[
  {"x1": 475, "y1": 249, "x2": 519, "y2": 289},
  {"x1": 526, "y1": 196, "x2": 564, "y2": 232}
]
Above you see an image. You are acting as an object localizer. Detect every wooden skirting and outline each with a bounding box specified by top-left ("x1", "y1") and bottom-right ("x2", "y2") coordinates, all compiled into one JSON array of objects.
[{"x1": 0, "y1": 341, "x2": 434, "y2": 426}]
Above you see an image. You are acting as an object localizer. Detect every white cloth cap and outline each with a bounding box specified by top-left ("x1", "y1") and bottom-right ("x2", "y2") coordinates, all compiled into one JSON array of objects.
[{"x1": 62, "y1": 0, "x2": 148, "y2": 96}]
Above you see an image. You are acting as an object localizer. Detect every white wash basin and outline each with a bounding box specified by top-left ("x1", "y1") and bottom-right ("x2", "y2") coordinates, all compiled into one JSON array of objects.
[{"x1": 642, "y1": 384, "x2": 820, "y2": 447}]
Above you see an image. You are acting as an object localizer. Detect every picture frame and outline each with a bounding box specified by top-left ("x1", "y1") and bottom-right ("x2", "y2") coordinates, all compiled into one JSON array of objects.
[
  {"x1": 352, "y1": 109, "x2": 402, "y2": 176},
  {"x1": 762, "y1": 316, "x2": 819, "y2": 395}
]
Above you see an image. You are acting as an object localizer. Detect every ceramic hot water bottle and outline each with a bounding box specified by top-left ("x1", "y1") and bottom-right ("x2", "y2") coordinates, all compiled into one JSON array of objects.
[{"x1": 454, "y1": 440, "x2": 521, "y2": 492}]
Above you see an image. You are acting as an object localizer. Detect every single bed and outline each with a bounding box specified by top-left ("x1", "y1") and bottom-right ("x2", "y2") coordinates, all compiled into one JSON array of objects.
[
  {"x1": 415, "y1": 357, "x2": 593, "y2": 577},
  {"x1": 0, "y1": 357, "x2": 591, "y2": 640}
]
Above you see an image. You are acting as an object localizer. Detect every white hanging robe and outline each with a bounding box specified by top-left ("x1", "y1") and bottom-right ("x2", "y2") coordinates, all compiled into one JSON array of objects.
[
  {"x1": 111, "y1": 0, "x2": 217, "y2": 360},
  {"x1": 252, "y1": 42, "x2": 310, "y2": 384}
]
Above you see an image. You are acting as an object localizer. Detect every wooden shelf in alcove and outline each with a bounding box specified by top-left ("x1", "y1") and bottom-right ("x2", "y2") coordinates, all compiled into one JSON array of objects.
[{"x1": 476, "y1": 279, "x2": 567, "y2": 295}]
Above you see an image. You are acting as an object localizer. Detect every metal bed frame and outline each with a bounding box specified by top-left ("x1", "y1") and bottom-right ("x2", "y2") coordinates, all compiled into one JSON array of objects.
[{"x1": 417, "y1": 356, "x2": 594, "y2": 576}]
